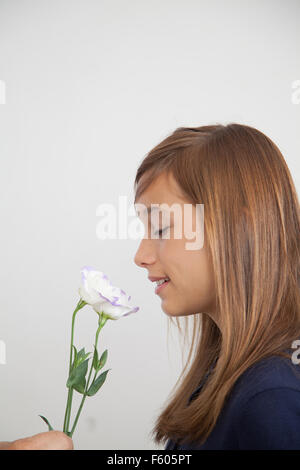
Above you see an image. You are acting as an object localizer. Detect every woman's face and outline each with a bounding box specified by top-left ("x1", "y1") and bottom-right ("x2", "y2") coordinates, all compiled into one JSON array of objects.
[{"x1": 134, "y1": 171, "x2": 217, "y2": 322}]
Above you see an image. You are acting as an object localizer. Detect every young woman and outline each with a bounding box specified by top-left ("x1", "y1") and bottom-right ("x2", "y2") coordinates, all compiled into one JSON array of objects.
[{"x1": 133, "y1": 123, "x2": 300, "y2": 450}]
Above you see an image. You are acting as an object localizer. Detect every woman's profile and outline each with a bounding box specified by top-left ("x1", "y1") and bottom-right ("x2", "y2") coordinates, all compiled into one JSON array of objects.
[{"x1": 133, "y1": 123, "x2": 300, "y2": 450}]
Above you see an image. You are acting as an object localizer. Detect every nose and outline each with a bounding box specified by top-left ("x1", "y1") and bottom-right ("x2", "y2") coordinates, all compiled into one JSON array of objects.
[{"x1": 134, "y1": 238, "x2": 156, "y2": 268}]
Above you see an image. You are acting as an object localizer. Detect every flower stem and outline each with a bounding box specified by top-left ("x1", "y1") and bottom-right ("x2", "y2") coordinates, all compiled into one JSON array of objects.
[
  {"x1": 69, "y1": 313, "x2": 108, "y2": 437},
  {"x1": 63, "y1": 298, "x2": 86, "y2": 434}
]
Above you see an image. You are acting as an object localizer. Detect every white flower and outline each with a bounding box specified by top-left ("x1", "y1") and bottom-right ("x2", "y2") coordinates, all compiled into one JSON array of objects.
[{"x1": 78, "y1": 266, "x2": 139, "y2": 320}]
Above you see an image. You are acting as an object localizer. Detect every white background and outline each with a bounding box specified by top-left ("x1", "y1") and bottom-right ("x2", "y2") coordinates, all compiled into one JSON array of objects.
[{"x1": 0, "y1": 0, "x2": 299, "y2": 450}]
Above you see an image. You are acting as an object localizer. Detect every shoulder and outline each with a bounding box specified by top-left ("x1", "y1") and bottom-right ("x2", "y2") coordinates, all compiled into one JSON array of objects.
[
  {"x1": 232, "y1": 354, "x2": 300, "y2": 403},
  {"x1": 229, "y1": 355, "x2": 300, "y2": 449}
]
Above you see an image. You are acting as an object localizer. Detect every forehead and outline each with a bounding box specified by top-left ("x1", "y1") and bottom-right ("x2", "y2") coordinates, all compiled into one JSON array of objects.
[{"x1": 135, "y1": 172, "x2": 186, "y2": 207}]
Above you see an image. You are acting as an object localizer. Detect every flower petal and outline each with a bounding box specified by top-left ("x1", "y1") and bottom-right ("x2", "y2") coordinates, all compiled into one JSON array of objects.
[{"x1": 79, "y1": 267, "x2": 139, "y2": 320}]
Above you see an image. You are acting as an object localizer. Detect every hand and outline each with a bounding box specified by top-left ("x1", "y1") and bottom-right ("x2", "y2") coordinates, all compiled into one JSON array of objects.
[{"x1": 6, "y1": 431, "x2": 74, "y2": 450}]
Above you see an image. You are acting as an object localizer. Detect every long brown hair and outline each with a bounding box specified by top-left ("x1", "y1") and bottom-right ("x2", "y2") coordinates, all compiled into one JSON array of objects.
[{"x1": 133, "y1": 123, "x2": 300, "y2": 447}]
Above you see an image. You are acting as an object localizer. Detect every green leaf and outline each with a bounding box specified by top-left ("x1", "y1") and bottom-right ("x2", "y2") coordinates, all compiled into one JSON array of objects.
[
  {"x1": 77, "y1": 347, "x2": 85, "y2": 359},
  {"x1": 39, "y1": 414, "x2": 54, "y2": 431},
  {"x1": 74, "y1": 347, "x2": 91, "y2": 367},
  {"x1": 72, "y1": 376, "x2": 86, "y2": 394},
  {"x1": 97, "y1": 349, "x2": 108, "y2": 371},
  {"x1": 71, "y1": 345, "x2": 78, "y2": 370},
  {"x1": 76, "y1": 348, "x2": 85, "y2": 365},
  {"x1": 81, "y1": 352, "x2": 91, "y2": 364},
  {"x1": 66, "y1": 358, "x2": 89, "y2": 388},
  {"x1": 92, "y1": 345, "x2": 99, "y2": 370},
  {"x1": 86, "y1": 369, "x2": 111, "y2": 396}
]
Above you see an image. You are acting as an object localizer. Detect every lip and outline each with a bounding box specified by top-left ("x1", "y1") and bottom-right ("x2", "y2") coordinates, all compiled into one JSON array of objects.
[
  {"x1": 148, "y1": 276, "x2": 169, "y2": 282},
  {"x1": 155, "y1": 280, "x2": 170, "y2": 295}
]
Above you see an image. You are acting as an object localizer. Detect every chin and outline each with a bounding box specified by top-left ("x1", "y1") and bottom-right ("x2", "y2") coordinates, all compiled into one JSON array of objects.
[{"x1": 161, "y1": 304, "x2": 188, "y2": 317}]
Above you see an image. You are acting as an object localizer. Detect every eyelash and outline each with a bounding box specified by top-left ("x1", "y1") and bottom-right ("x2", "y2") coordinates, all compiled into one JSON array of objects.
[{"x1": 155, "y1": 227, "x2": 169, "y2": 237}]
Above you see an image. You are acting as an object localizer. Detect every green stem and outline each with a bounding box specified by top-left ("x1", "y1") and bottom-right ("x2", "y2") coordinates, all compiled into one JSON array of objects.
[
  {"x1": 69, "y1": 313, "x2": 108, "y2": 437},
  {"x1": 64, "y1": 389, "x2": 73, "y2": 435},
  {"x1": 63, "y1": 298, "x2": 86, "y2": 434}
]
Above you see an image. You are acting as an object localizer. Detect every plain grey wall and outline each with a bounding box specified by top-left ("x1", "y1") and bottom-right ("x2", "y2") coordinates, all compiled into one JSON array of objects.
[{"x1": 0, "y1": 0, "x2": 299, "y2": 450}]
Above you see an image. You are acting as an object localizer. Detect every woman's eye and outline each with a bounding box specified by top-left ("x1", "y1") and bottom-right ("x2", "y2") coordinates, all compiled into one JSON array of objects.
[{"x1": 155, "y1": 227, "x2": 169, "y2": 237}]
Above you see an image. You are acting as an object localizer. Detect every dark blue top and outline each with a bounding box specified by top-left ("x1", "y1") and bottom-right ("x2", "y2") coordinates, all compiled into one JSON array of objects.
[{"x1": 165, "y1": 353, "x2": 300, "y2": 450}]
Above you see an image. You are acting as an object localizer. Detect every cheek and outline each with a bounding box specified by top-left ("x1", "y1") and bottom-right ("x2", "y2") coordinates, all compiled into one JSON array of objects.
[
  {"x1": 159, "y1": 239, "x2": 214, "y2": 293},
  {"x1": 155, "y1": 240, "x2": 182, "y2": 281},
  {"x1": 160, "y1": 240, "x2": 191, "y2": 282},
  {"x1": 157, "y1": 239, "x2": 176, "y2": 258},
  {"x1": 183, "y1": 250, "x2": 214, "y2": 291}
]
